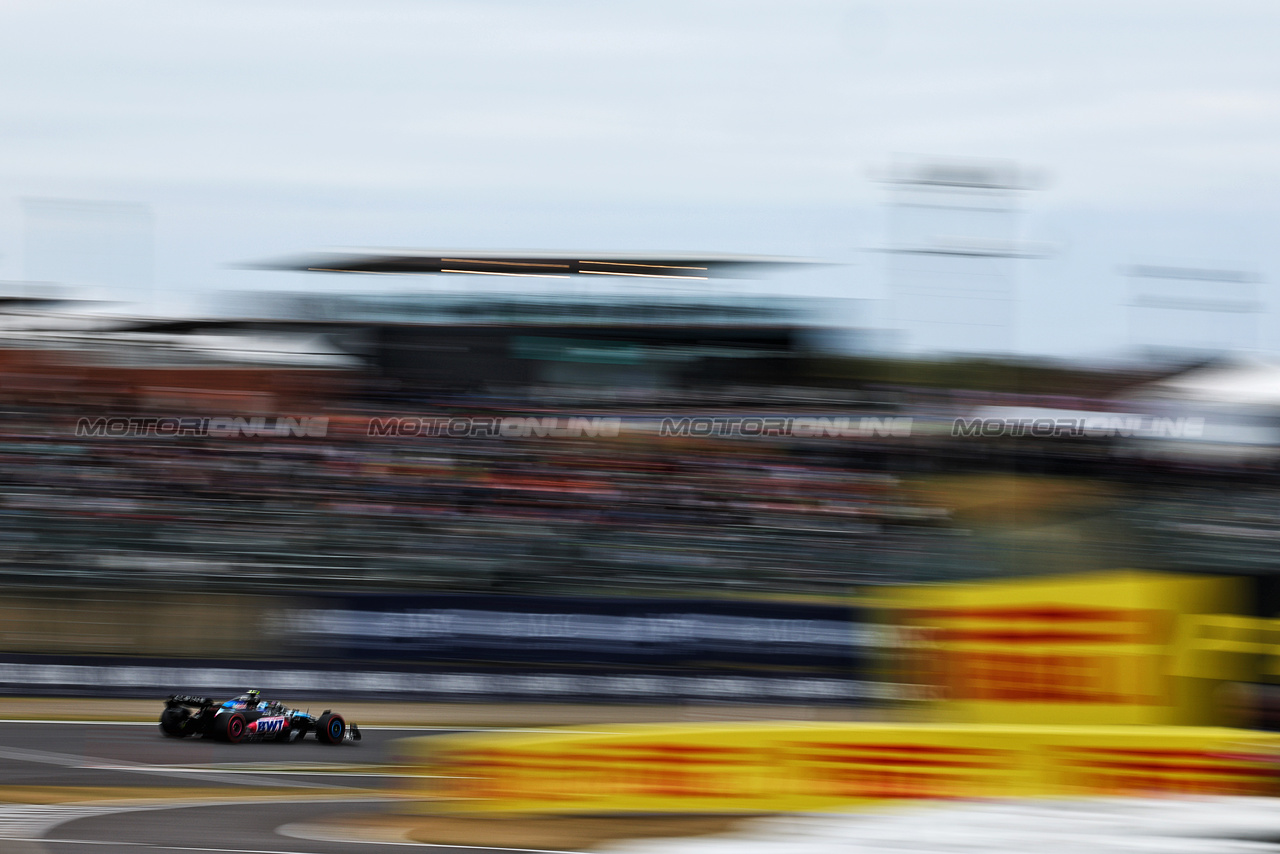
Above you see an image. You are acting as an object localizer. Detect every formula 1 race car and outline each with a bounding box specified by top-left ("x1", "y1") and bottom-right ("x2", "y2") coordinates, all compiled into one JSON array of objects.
[{"x1": 159, "y1": 689, "x2": 361, "y2": 745}]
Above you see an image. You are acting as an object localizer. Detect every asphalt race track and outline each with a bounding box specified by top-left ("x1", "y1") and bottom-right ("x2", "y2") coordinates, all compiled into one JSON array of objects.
[{"x1": 0, "y1": 720, "x2": 532, "y2": 854}]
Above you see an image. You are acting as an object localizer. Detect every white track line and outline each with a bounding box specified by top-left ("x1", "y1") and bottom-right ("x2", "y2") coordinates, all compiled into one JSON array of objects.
[
  {"x1": 0, "y1": 797, "x2": 593, "y2": 854},
  {"x1": 290, "y1": 819, "x2": 603, "y2": 854},
  {"x1": 0, "y1": 796, "x2": 391, "y2": 839},
  {"x1": 0, "y1": 746, "x2": 342, "y2": 789},
  {"x1": 86, "y1": 765, "x2": 457, "y2": 778},
  {"x1": 0, "y1": 720, "x2": 616, "y2": 733},
  {"x1": 32, "y1": 844, "x2": 594, "y2": 854}
]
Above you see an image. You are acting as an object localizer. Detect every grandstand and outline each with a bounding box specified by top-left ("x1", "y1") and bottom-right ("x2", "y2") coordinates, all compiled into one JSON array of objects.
[{"x1": 0, "y1": 252, "x2": 1274, "y2": 600}]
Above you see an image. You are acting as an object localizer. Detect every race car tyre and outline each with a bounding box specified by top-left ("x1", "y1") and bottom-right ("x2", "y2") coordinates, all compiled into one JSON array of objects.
[
  {"x1": 316, "y1": 712, "x2": 345, "y2": 745},
  {"x1": 159, "y1": 707, "x2": 191, "y2": 738},
  {"x1": 214, "y1": 712, "x2": 246, "y2": 744}
]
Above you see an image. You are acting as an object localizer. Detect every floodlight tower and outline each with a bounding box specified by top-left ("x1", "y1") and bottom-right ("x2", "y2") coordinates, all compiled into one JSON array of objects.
[
  {"x1": 1126, "y1": 264, "x2": 1261, "y2": 361},
  {"x1": 882, "y1": 160, "x2": 1036, "y2": 355}
]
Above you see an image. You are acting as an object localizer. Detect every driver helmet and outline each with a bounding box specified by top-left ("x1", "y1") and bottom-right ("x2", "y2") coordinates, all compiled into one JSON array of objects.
[{"x1": 223, "y1": 689, "x2": 262, "y2": 710}]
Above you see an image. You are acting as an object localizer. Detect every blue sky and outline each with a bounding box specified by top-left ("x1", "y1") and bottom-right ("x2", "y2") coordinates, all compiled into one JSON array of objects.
[{"x1": 0, "y1": 0, "x2": 1277, "y2": 357}]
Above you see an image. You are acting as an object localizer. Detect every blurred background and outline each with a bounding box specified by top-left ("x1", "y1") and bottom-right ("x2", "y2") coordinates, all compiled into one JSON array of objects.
[{"x1": 0, "y1": 0, "x2": 1278, "y2": 718}]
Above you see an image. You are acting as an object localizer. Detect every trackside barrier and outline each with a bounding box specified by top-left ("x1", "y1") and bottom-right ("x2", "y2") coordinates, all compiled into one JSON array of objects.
[
  {"x1": 881, "y1": 570, "x2": 1247, "y2": 726},
  {"x1": 404, "y1": 723, "x2": 1280, "y2": 815}
]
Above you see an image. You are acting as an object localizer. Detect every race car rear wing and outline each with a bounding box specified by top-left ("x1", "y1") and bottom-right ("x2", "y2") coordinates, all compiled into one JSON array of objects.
[{"x1": 165, "y1": 694, "x2": 214, "y2": 708}]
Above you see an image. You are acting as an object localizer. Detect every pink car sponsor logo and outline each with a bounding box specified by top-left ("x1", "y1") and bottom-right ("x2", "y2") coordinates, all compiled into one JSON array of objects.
[{"x1": 248, "y1": 716, "x2": 286, "y2": 734}]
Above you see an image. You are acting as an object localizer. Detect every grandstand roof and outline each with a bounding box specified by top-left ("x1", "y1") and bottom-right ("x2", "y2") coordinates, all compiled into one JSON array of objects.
[
  {"x1": 252, "y1": 248, "x2": 819, "y2": 280},
  {"x1": 1129, "y1": 354, "x2": 1280, "y2": 407}
]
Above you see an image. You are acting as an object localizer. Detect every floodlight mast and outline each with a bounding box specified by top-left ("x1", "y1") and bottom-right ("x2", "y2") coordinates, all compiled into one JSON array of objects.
[
  {"x1": 878, "y1": 158, "x2": 1043, "y2": 356},
  {"x1": 1125, "y1": 264, "x2": 1261, "y2": 360}
]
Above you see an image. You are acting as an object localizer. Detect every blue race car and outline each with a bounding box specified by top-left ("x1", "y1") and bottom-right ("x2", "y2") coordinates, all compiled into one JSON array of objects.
[{"x1": 159, "y1": 689, "x2": 360, "y2": 744}]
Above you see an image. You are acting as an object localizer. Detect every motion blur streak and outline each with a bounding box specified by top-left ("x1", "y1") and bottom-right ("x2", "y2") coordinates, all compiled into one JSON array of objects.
[
  {"x1": 604, "y1": 798, "x2": 1280, "y2": 854},
  {"x1": 3, "y1": 2, "x2": 1280, "y2": 850}
]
